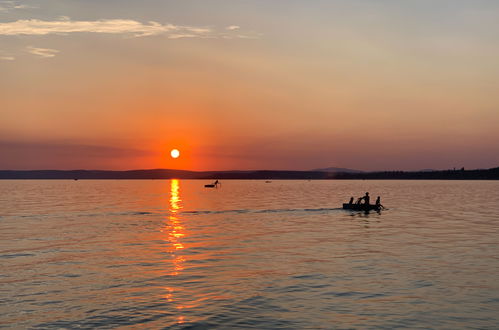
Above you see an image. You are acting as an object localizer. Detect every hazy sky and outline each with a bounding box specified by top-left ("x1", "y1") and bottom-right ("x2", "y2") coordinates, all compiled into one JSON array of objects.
[{"x1": 1, "y1": 0, "x2": 498, "y2": 171}]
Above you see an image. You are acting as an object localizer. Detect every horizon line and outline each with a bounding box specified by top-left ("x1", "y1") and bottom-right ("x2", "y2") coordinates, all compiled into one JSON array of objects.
[{"x1": 0, "y1": 166, "x2": 495, "y2": 173}]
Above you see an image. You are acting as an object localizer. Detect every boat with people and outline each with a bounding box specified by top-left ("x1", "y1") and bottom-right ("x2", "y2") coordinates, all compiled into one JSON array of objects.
[
  {"x1": 342, "y1": 203, "x2": 381, "y2": 211},
  {"x1": 342, "y1": 192, "x2": 385, "y2": 211}
]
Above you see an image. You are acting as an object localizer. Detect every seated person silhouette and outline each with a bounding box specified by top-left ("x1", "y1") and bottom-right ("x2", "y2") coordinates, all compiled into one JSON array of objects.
[{"x1": 375, "y1": 196, "x2": 384, "y2": 209}]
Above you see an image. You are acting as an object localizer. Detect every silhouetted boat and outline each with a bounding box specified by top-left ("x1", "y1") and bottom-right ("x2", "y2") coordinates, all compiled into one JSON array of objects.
[
  {"x1": 205, "y1": 180, "x2": 220, "y2": 188},
  {"x1": 342, "y1": 203, "x2": 381, "y2": 211}
]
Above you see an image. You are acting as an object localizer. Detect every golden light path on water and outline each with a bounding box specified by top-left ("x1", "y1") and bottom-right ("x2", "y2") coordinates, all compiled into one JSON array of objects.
[{"x1": 162, "y1": 179, "x2": 186, "y2": 325}]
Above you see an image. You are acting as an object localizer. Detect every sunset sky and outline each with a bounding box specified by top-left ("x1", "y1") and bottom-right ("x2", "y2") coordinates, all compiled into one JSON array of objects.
[{"x1": 1, "y1": 0, "x2": 498, "y2": 171}]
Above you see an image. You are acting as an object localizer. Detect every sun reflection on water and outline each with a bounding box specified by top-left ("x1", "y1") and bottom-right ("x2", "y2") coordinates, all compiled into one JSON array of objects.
[
  {"x1": 162, "y1": 179, "x2": 188, "y2": 324},
  {"x1": 168, "y1": 179, "x2": 185, "y2": 272}
]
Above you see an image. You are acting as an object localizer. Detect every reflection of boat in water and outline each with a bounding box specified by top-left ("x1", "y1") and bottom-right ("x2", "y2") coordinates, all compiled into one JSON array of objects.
[{"x1": 342, "y1": 203, "x2": 381, "y2": 211}]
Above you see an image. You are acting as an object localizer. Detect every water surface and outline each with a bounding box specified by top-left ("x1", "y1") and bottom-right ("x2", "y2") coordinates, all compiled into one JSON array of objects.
[{"x1": 1, "y1": 180, "x2": 498, "y2": 328}]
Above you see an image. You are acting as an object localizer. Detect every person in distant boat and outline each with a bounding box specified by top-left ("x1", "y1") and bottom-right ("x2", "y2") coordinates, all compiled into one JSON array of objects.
[
  {"x1": 362, "y1": 192, "x2": 370, "y2": 205},
  {"x1": 348, "y1": 197, "x2": 354, "y2": 205},
  {"x1": 375, "y1": 196, "x2": 384, "y2": 209},
  {"x1": 356, "y1": 197, "x2": 362, "y2": 205},
  {"x1": 214, "y1": 180, "x2": 221, "y2": 187}
]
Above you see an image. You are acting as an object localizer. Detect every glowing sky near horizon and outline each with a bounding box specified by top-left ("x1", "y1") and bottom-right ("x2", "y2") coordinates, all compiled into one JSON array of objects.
[{"x1": 1, "y1": 0, "x2": 498, "y2": 171}]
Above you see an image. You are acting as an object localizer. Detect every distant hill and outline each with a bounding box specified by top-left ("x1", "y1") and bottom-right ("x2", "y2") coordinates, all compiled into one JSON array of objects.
[
  {"x1": 0, "y1": 167, "x2": 498, "y2": 180},
  {"x1": 312, "y1": 167, "x2": 364, "y2": 173}
]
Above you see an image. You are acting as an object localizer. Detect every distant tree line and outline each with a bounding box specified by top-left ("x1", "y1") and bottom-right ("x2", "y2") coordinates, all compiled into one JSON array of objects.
[
  {"x1": 332, "y1": 167, "x2": 499, "y2": 180},
  {"x1": 1, "y1": 167, "x2": 498, "y2": 180}
]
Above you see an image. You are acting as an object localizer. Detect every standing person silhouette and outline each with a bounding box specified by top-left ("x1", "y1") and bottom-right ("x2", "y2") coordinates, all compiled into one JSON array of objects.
[{"x1": 363, "y1": 192, "x2": 370, "y2": 205}]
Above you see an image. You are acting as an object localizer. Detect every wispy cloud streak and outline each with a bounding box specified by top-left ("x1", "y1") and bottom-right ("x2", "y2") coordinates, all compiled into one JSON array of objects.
[
  {"x1": 27, "y1": 46, "x2": 59, "y2": 58},
  {"x1": 0, "y1": 0, "x2": 34, "y2": 12},
  {"x1": 0, "y1": 18, "x2": 212, "y2": 38},
  {"x1": 0, "y1": 49, "x2": 14, "y2": 60}
]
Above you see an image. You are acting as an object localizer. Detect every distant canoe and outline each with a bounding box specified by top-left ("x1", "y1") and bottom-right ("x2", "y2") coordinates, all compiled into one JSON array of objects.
[
  {"x1": 342, "y1": 203, "x2": 381, "y2": 211},
  {"x1": 204, "y1": 184, "x2": 216, "y2": 188}
]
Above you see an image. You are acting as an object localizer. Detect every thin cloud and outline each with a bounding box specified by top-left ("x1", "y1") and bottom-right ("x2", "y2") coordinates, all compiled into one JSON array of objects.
[
  {"x1": 27, "y1": 46, "x2": 59, "y2": 58},
  {"x1": 234, "y1": 34, "x2": 260, "y2": 39},
  {"x1": 0, "y1": 49, "x2": 15, "y2": 60},
  {"x1": 0, "y1": 140, "x2": 155, "y2": 169},
  {"x1": 168, "y1": 34, "x2": 198, "y2": 39},
  {"x1": 0, "y1": 18, "x2": 212, "y2": 38},
  {"x1": 222, "y1": 25, "x2": 261, "y2": 40},
  {"x1": 0, "y1": 0, "x2": 35, "y2": 12}
]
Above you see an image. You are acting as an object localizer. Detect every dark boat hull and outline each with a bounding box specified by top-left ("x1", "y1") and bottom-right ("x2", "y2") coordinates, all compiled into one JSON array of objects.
[
  {"x1": 204, "y1": 184, "x2": 216, "y2": 188},
  {"x1": 342, "y1": 203, "x2": 381, "y2": 211}
]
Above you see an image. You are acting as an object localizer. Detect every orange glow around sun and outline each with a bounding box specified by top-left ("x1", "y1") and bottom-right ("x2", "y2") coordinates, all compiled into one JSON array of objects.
[{"x1": 170, "y1": 149, "x2": 180, "y2": 159}]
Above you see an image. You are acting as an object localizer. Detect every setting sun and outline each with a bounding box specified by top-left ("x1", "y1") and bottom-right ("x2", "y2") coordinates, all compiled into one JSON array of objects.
[{"x1": 170, "y1": 149, "x2": 180, "y2": 159}]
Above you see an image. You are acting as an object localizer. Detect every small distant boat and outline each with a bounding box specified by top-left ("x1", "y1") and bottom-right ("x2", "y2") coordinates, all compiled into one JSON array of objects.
[
  {"x1": 342, "y1": 203, "x2": 381, "y2": 211},
  {"x1": 265, "y1": 180, "x2": 272, "y2": 183},
  {"x1": 204, "y1": 180, "x2": 220, "y2": 188}
]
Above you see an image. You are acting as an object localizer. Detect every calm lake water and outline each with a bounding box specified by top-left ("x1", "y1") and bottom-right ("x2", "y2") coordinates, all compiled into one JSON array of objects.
[{"x1": 1, "y1": 180, "x2": 498, "y2": 329}]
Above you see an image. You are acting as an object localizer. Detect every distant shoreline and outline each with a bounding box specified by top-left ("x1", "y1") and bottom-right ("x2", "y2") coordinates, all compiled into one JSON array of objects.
[{"x1": 1, "y1": 167, "x2": 498, "y2": 180}]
